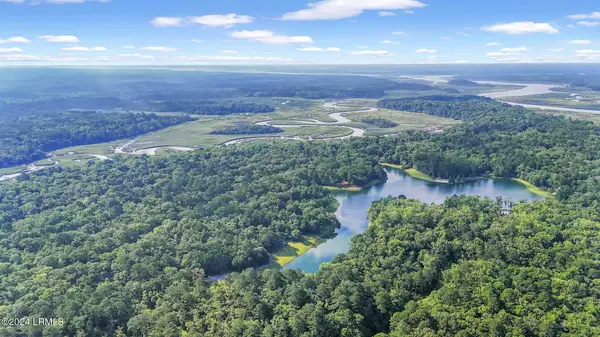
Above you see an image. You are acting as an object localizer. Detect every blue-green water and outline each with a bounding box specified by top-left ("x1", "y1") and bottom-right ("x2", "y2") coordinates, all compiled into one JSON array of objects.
[{"x1": 284, "y1": 168, "x2": 545, "y2": 273}]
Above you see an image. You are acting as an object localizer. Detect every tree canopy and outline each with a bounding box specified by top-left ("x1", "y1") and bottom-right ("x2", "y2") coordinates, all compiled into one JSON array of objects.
[{"x1": 2, "y1": 94, "x2": 600, "y2": 336}]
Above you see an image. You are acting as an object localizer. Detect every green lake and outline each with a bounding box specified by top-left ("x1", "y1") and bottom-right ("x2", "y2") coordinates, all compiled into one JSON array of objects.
[{"x1": 284, "y1": 168, "x2": 545, "y2": 273}]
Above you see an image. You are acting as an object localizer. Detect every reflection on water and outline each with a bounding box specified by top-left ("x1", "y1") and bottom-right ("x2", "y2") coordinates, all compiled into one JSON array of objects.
[{"x1": 284, "y1": 168, "x2": 544, "y2": 273}]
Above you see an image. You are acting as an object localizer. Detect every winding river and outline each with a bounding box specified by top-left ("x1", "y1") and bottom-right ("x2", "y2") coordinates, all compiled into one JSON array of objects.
[
  {"x1": 284, "y1": 167, "x2": 545, "y2": 273},
  {"x1": 222, "y1": 102, "x2": 370, "y2": 145}
]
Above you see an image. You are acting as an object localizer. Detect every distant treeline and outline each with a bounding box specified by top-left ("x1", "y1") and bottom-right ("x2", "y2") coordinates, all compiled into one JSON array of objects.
[
  {"x1": 0, "y1": 72, "x2": 462, "y2": 118},
  {"x1": 152, "y1": 100, "x2": 276, "y2": 115},
  {"x1": 447, "y1": 79, "x2": 488, "y2": 87},
  {"x1": 210, "y1": 124, "x2": 284, "y2": 135},
  {"x1": 0, "y1": 97, "x2": 132, "y2": 119},
  {"x1": 470, "y1": 73, "x2": 600, "y2": 92},
  {"x1": 394, "y1": 82, "x2": 462, "y2": 93},
  {"x1": 359, "y1": 117, "x2": 398, "y2": 128},
  {"x1": 0, "y1": 111, "x2": 193, "y2": 167}
]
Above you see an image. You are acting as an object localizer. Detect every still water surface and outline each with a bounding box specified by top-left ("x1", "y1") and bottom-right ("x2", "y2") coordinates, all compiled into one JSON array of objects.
[{"x1": 284, "y1": 168, "x2": 544, "y2": 272}]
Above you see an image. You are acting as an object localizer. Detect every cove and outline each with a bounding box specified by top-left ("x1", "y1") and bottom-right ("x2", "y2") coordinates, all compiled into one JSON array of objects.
[{"x1": 284, "y1": 167, "x2": 545, "y2": 273}]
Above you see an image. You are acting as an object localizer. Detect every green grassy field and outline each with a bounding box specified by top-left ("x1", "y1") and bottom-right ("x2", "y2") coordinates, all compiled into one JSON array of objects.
[
  {"x1": 502, "y1": 92, "x2": 600, "y2": 110},
  {"x1": 380, "y1": 163, "x2": 404, "y2": 169},
  {"x1": 48, "y1": 105, "x2": 354, "y2": 162},
  {"x1": 0, "y1": 165, "x2": 26, "y2": 175},
  {"x1": 512, "y1": 178, "x2": 555, "y2": 199},
  {"x1": 404, "y1": 168, "x2": 435, "y2": 182},
  {"x1": 3, "y1": 96, "x2": 465, "y2": 172},
  {"x1": 273, "y1": 236, "x2": 324, "y2": 267},
  {"x1": 348, "y1": 109, "x2": 460, "y2": 136},
  {"x1": 537, "y1": 109, "x2": 600, "y2": 124},
  {"x1": 323, "y1": 185, "x2": 363, "y2": 192}
]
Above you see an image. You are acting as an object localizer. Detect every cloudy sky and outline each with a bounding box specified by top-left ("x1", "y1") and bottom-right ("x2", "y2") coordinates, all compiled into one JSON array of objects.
[{"x1": 0, "y1": 0, "x2": 599, "y2": 65}]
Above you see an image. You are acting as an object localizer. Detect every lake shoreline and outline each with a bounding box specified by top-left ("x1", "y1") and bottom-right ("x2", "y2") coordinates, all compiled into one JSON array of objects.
[{"x1": 285, "y1": 167, "x2": 546, "y2": 273}]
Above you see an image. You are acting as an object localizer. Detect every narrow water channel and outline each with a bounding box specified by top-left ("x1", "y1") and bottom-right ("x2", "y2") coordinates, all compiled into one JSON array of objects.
[{"x1": 284, "y1": 168, "x2": 545, "y2": 272}]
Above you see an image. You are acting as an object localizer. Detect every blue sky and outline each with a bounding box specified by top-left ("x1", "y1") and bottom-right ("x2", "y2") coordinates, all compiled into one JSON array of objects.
[{"x1": 0, "y1": 0, "x2": 599, "y2": 65}]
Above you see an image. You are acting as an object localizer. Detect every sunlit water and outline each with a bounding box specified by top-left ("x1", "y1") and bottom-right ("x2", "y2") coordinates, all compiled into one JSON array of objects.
[{"x1": 284, "y1": 168, "x2": 544, "y2": 273}]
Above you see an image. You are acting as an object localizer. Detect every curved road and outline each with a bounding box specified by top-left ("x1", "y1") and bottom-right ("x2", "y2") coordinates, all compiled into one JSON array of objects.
[{"x1": 223, "y1": 102, "x2": 373, "y2": 145}]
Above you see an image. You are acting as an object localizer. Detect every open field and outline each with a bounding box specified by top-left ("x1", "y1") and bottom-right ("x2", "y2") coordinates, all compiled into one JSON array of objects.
[
  {"x1": 0, "y1": 165, "x2": 26, "y2": 175},
  {"x1": 502, "y1": 92, "x2": 600, "y2": 111},
  {"x1": 512, "y1": 178, "x2": 555, "y2": 199},
  {"x1": 323, "y1": 185, "x2": 363, "y2": 192},
  {"x1": 380, "y1": 163, "x2": 404, "y2": 169},
  {"x1": 48, "y1": 110, "x2": 354, "y2": 166},
  {"x1": 348, "y1": 109, "x2": 460, "y2": 136},
  {"x1": 404, "y1": 168, "x2": 435, "y2": 182},
  {"x1": 536, "y1": 109, "x2": 600, "y2": 124},
  {"x1": 273, "y1": 236, "x2": 323, "y2": 267}
]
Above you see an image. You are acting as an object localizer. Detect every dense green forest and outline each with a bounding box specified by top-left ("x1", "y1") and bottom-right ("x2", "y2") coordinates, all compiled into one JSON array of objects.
[
  {"x1": 4, "y1": 88, "x2": 600, "y2": 335},
  {"x1": 151, "y1": 100, "x2": 276, "y2": 115},
  {"x1": 359, "y1": 117, "x2": 399, "y2": 128},
  {"x1": 132, "y1": 196, "x2": 598, "y2": 337},
  {"x1": 210, "y1": 125, "x2": 284, "y2": 135},
  {"x1": 377, "y1": 95, "x2": 600, "y2": 204},
  {"x1": 0, "y1": 111, "x2": 192, "y2": 167}
]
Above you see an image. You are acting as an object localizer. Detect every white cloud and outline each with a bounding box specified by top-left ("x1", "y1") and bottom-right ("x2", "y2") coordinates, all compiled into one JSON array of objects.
[
  {"x1": 0, "y1": 47, "x2": 23, "y2": 53},
  {"x1": 441, "y1": 37, "x2": 452, "y2": 41},
  {"x1": 220, "y1": 50, "x2": 239, "y2": 54},
  {"x1": 189, "y1": 39, "x2": 202, "y2": 43},
  {"x1": 569, "y1": 40, "x2": 591, "y2": 45},
  {"x1": 230, "y1": 30, "x2": 313, "y2": 45},
  {"x1": 151, "y1": 17, "x2": 184, "y2": 27},
  {"x1": 62, "y1": 46, "x2": 106, "y2": 51},
  {"x1": 576, "y1": 49, "x2": 600, "y2": 55},
  {"x1": 482, "y1": 22, "x2": 558, "y2": 35},
  {"x1": 0, "y1": 53, "x2": 294, "y2": 64},
  {"x1": 176, "y1": 55, "x2": 294, "y2": 63},
  {"x1": 189, "y1": 14, "x2": 253, "y2": 28},
  {"x1": 416, "y1": 48, "x2": 436, "y2": 53},
  {"x1": 151, "y1": 14, "x2": 253, "y2": 28},
  {"x1": 486, "y1": 47, "x2": 528, "y2": 58},
  {"x1": 0, "y1": 0, "x2": 25, "y2": 3},
  {"x1": 381, "y1": 40, "x2": 399, "y2": 44},
  {"x1": 297, "y1": 47, "x2": 340, "y2": 52},
  {"x1": 38, "y1": 35, "x2": 80, "y2": 43},
  {"x1": 357, "y1": 46, "x2": 369, "y2": 49},
  {"x1": 404, "y1": 9, "x2": 414, "y2": 14},
  {"x1": 567, "y1": 12, "x2": 600, "y2": 20},
  {"x1": 500, "y1": 47, "x2": 527, "y2": 52},
  {"x1": 392, "y1": 31, "x2": 407, "y2": 35},
  {"x1": 118, "y1": 54, "x2": 155, "y2": 59},
  {"x1": 379, "y1": 11, "x2": 397, "y2": 17},
  {"x1": 485, "y1": 42, "x2": 501, "y2": 46},
  {"x1": 281, "y1": 0, "x2": 426, "y2": 20},
  {"x1": 0, "y1": 36, "x2": 31, "y2": 44},
  {"x1": 350, "y1": 50, "x2": 393, "y2": 56},
  {"x1": 578, "y1": 21, "x2": 600, "y2": 27},
  {"x1": 548, "y1": 48, "x2": 564, "y2": 52},
  {"x1": 122, "y1": 45, "x2": 135, "y2": 49},
  {"x1": 457, "y1": 32, "x2": 472, "y2": 37},
  {"x1": 140, "y1": 46, "x2": 177, "y2": 52}
]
